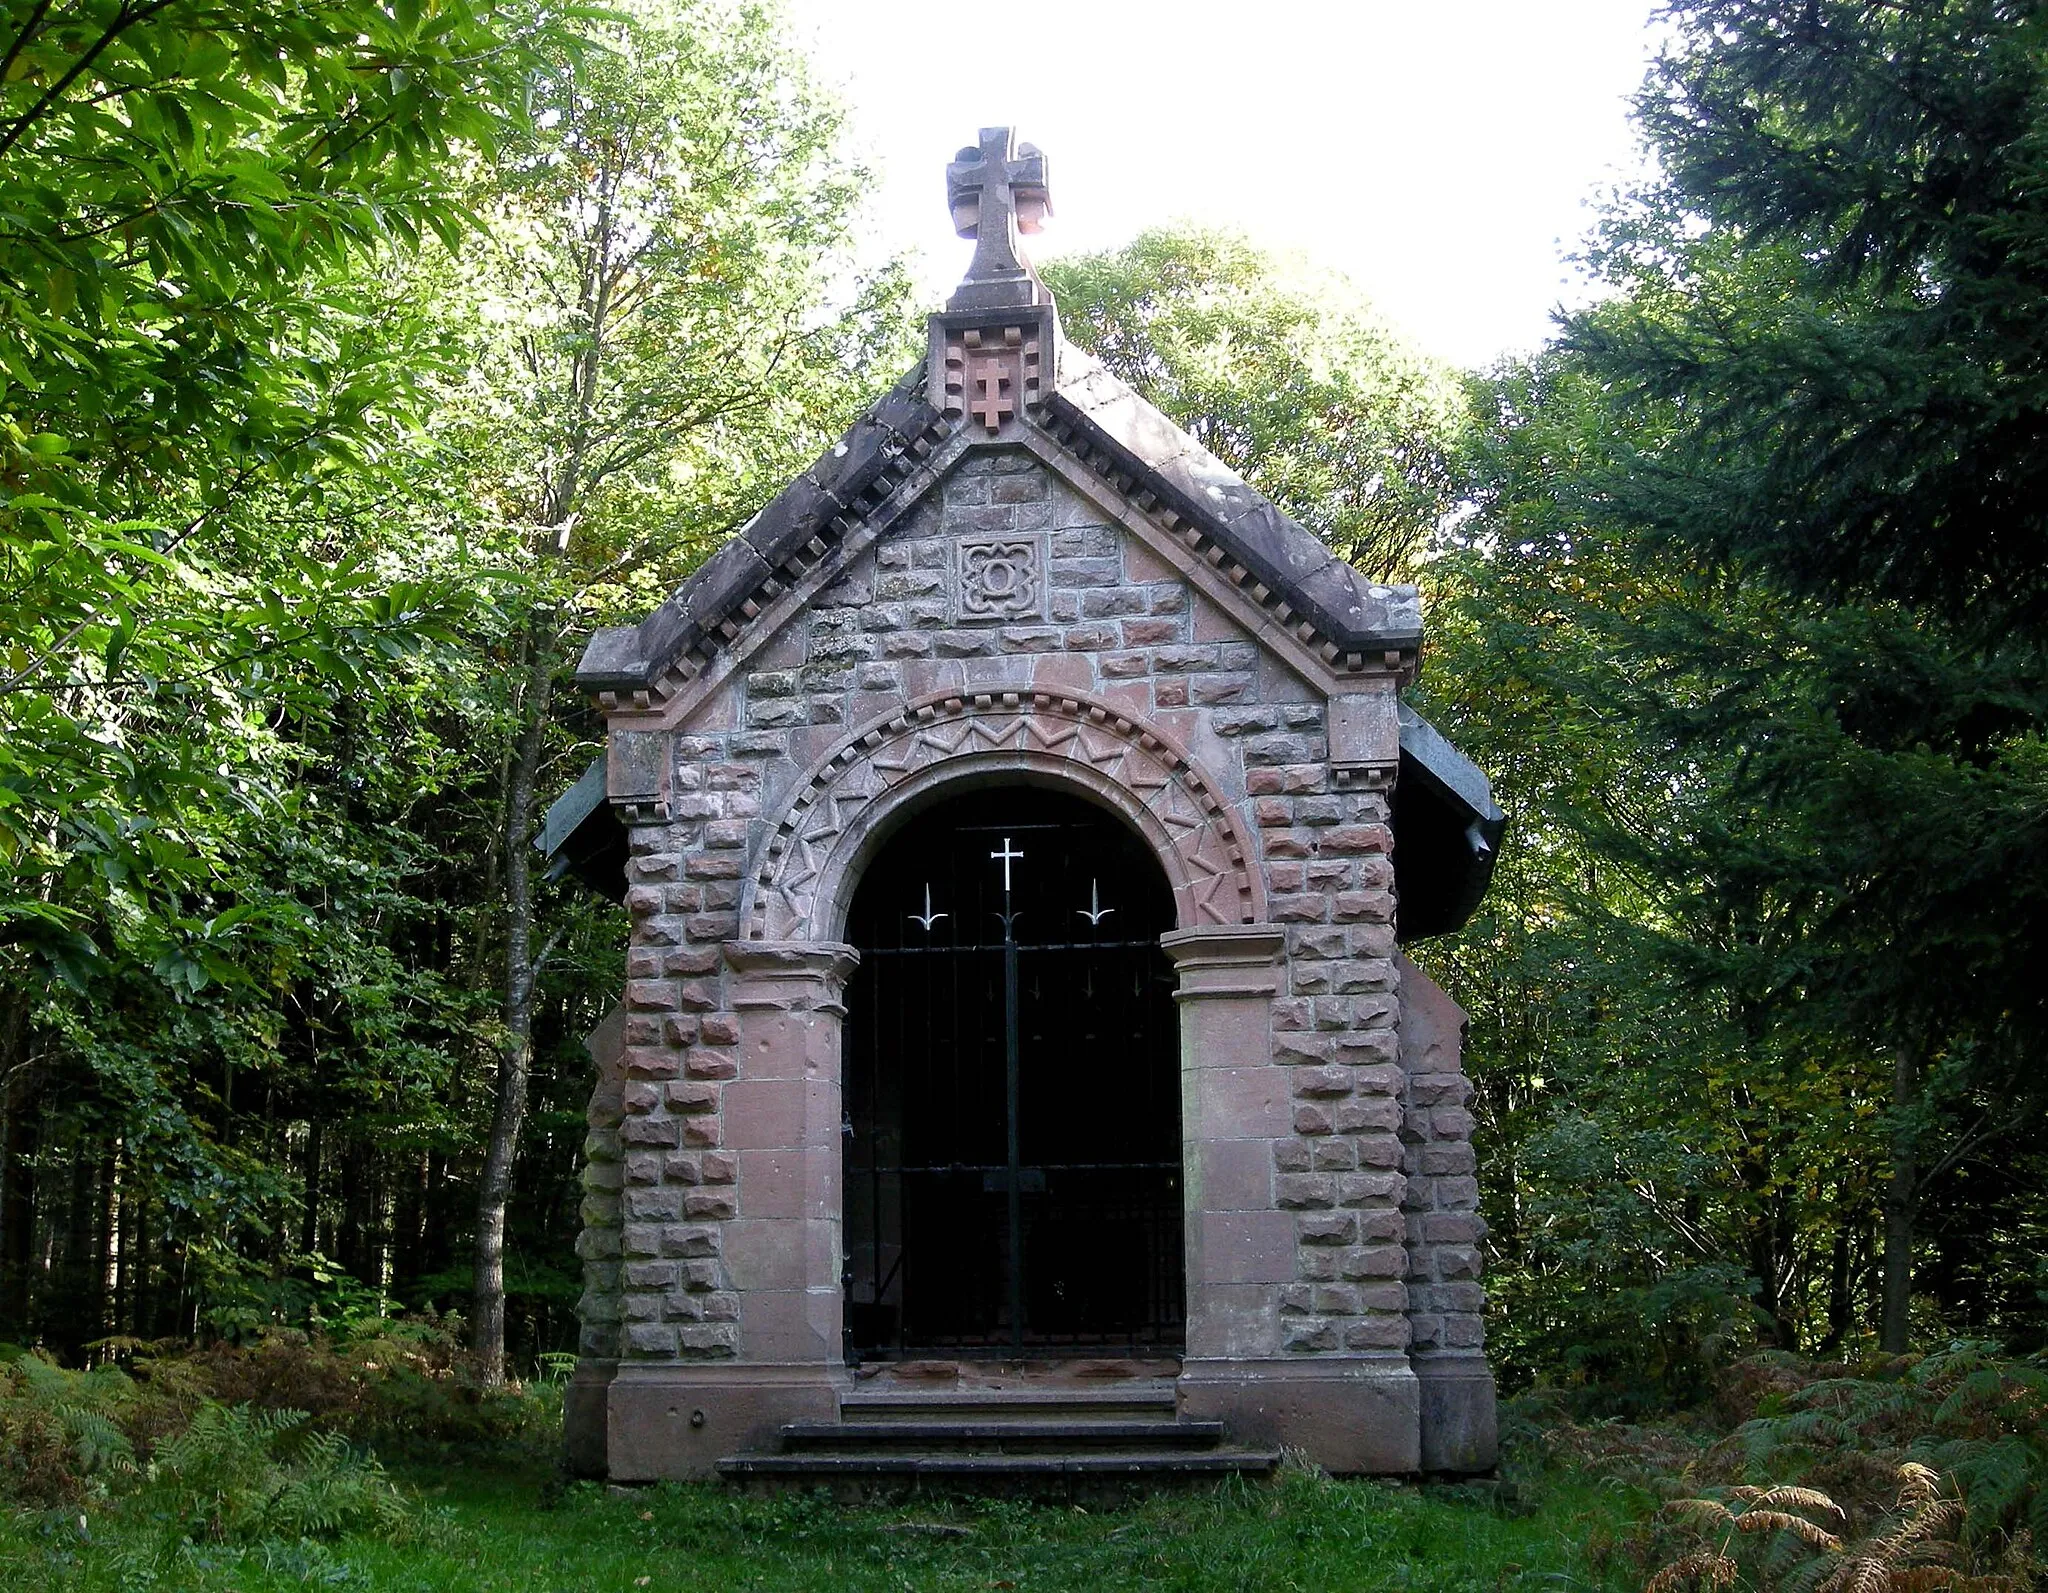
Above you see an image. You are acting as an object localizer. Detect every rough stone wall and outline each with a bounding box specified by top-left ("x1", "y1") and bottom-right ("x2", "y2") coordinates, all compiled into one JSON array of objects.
[
  {"x1": 575, "y1": 444, "x2": 1482, "y2": 1369},
  {"x1": 1398, "y1": 956, "x2": 1487, "y2": 1358}
]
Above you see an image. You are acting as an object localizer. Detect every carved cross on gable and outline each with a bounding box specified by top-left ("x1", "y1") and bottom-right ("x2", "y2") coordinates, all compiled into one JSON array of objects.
[{"x1": 946, "y1": 127, "x2": 1051, "y2": 310}]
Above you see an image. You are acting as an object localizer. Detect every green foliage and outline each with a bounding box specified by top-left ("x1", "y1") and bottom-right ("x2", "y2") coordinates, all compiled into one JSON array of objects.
[
  {"x1": 1043, "y1": 227, "x2": 1462, "y2": 579},
  {"x1": 141, "y1": 1404, "x2": 414, "y2": 1544},
  {"x1": 3, "y1": 1458, "x2": 1642, "y2": 1591},
  {"x1": 0, "y1": 1354, "x2": 140, "y2": 1505}
]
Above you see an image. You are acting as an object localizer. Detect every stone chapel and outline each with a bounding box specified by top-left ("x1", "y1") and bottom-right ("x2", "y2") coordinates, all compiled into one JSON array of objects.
[{"x1": 541, "y1": 129, "x2": 1507, "y2": 1486}]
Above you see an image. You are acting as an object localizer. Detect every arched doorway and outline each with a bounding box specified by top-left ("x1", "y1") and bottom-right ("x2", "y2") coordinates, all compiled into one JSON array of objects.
[{"x1": 841, "y1": 784, "x2": 1184, "y2": 1359}]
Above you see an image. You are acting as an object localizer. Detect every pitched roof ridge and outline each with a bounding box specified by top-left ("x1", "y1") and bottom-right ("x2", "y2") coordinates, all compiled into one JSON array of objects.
[
  {"x1": 574, "y1": 360, "x2": 944, "y2": 697},
  {"x1": 1041, "y1": 346, "x2": 1422, "y2": 659}
]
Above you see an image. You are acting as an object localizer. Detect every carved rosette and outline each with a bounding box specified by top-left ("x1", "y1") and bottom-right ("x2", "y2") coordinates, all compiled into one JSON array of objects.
[
  {"x1": 957, "y1": 536, "x2": 1044, "y2": 620},
  {"x1": 745, "y1": 690, "x2": 1259, "y2": 940}
]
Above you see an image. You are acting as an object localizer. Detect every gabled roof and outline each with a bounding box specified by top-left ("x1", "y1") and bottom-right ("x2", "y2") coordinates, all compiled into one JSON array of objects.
[{"x1": 572, "y1": 346, "x2": 1422, "y2": 698}]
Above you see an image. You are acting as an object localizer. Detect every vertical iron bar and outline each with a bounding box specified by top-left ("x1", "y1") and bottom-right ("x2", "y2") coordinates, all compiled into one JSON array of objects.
[{"x1": 1003, "y1": 893, "x2": 1024, "y2": 1355}]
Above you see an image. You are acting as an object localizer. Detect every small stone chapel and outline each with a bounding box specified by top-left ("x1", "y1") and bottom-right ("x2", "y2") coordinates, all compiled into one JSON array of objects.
[{"x1": 542, "y1": 129, "x2": 1507, "y2": 1485}]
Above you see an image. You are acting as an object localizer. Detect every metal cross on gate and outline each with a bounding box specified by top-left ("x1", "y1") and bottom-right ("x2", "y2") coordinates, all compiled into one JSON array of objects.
[{"x1": 990, "y1": 836, "x2": 1024, "y2": 894}]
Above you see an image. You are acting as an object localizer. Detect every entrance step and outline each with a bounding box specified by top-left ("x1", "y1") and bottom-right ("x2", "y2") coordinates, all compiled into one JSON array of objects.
[
  {"x1": 840, "y1": 1384, "x2": 1179, "y2": 1424},
  {"x1": 779, "y1": 1418, "x2": 1225, "y2": 1452},
  {"x1": 717, "y1": 1385, "x2": 1278, "y2": 1498}
]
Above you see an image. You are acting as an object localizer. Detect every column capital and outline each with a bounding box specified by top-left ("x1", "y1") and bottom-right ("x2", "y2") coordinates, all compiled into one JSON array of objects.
[
  {"x1": 1160, "y1": 924, "x2": 1285, "y2": 1000},
  {"x1": 723, "y1": 941, "x2": 860, "y2": 1012}
]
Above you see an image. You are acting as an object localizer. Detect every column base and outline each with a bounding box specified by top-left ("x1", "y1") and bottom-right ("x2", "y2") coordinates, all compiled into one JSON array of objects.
[
  {"x1": 1414, "y1": 1352, "x2": 1498, "y2": 1475},
  {"x1": 594, "y1": 1361, "x2": 847, "y2": 1481},
  {"x1": 1178, "y1": 1355, "x2": 1420, "y2": 1474}
]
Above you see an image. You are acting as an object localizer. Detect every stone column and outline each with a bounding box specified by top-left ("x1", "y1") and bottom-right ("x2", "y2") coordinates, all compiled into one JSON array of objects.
[
  {"x1": 601, "y1": 941, "x2": 855, "y2": 1480},
  {"x1": 723, "y1": 942, "x2": 859, "y2": 1364},
  {"x1": 1166, "y1": 925, "x2": 1420, "y2": 1474}
]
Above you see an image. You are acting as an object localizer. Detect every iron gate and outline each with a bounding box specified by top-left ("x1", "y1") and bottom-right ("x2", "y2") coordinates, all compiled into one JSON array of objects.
[{"x1": 841, "y1": 786, "x2": 1184, "y2": 1359}]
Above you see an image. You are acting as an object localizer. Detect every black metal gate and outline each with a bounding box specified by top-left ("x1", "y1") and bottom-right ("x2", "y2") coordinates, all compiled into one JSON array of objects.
[{"x1": 842, "y1": 785, "x2": 1184, "y2": 1359}]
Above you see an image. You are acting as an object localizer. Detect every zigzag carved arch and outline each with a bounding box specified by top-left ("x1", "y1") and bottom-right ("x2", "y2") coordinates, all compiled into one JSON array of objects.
[{"x1": 741, "y1": 689, "x2": 1262, "y2": 940}]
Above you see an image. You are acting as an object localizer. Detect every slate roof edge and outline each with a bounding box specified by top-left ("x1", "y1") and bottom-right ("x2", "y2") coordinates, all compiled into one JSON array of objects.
[
  {"x1": 574, "y1": 362, "x2": 944, "y2": 694},
  {"x1": 574, "y1": 342, "x2": 1427, "y2": 697},
  {"x1": 1040, "y1": 349, "x2": 1424, "y2": 656}
]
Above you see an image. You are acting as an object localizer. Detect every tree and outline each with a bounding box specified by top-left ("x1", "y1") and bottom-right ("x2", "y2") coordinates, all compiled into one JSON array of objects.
[
  {"x1": 1429, "y1": 0, "x2": 2048, "y2": 1363},
  {"x1": 0, "y1": 0, "x2": 569, "y2": 1351},
  {"x1": 416, "y1": 0, "x2": 915, "y2": 1378},
  {"x1": 1042, "y1": 228, "x2": 1463, "y2": 580}
]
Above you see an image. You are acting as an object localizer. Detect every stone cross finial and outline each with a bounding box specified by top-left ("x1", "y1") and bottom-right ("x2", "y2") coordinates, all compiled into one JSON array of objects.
[{"x1": 946, "y1": 127, "x2": 1052, "y2": 311}]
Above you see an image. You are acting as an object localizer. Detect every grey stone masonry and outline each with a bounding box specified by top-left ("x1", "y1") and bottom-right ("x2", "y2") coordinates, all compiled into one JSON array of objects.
[{"x1": 570, "y1": 444, "x2": 1482, "y2": 1380}]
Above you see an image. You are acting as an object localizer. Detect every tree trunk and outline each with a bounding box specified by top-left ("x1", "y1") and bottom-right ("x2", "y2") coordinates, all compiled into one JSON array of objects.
[
  {"x1": 1880, "y1": 1045, "x2": 1918, "y2": 1354},
  {"x1": 0, "y1": 998, "x2": 38, "y2": 1338},
  {"x1": 472, "y1": 627, "x2": 556, "y2": 1384}
]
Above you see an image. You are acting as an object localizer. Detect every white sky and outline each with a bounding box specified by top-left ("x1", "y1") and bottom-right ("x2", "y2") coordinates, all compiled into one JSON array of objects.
[{"x1": 781, "y1": 0, "x2": 1667, "y2": 371}]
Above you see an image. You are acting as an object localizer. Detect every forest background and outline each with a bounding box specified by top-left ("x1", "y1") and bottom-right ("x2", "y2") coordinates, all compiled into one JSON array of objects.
[{"x1": 0, "y1": 0, "x2": 2042, "y2": 1421}]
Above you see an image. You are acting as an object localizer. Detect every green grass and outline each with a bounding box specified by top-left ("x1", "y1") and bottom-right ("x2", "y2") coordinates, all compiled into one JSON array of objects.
[{"x1": 1, "y1": 1460, "x2": 1644, "y2": 1592}]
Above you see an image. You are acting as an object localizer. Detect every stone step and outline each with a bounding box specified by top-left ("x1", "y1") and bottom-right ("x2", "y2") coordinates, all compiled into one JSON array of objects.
[
  {"x1": 715, "y1": 1446, "x2": 1281, "y2": 1495},
  {"x1": 839, "y1": 1384, "x2": 1179, "y2": 1423},
  {"x1": 778, "y1": 1419, "x2": 1226, "y2": 1452}
]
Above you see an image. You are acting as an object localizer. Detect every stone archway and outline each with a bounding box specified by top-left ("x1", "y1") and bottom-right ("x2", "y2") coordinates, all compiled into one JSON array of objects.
[{"x1": 741, "y1": 688, "x2": 1264, "y2": 941}]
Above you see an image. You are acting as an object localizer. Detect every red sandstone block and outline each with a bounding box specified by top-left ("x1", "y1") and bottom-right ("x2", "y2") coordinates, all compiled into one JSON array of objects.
[
  {"x1": 1273, "y1": 1139, "x2": 1312, "y2": 1173},
  {"x1": 684, "y1": 1190, "x2": 736, "y2": 1220},
  {"x1": 1274, "y1": 1034, "x2": 1334, "y2": 1066},
  {"x1": 625, "y1": 979, "x2": 679, "y2": 1012},
  {"x1": 1269, "y1": 893, "x2": 1328, "y2": 923},
  {"x1": 1291, "y1": 1065, "x2": 1353, "y2": 1099},
  {"x1": 1356, "y1": 1135, "x2": 1405, "y2": 1170},
  {"x1": 678, "y1": 980, "x2": 719, "y2": 1011},
  {"x1": 1123, "y1": 617, "x2": 1180, "y2": 646},
  {"x1": 1344, "y1": 1316, "x2": 1412, "y2": 1352},
  {"x1": 1296, "y1": 1211, "x2": 1355, "y2": 1245},
  {"x1": 1333, "y1": 891, "x2": 1395, "y2": 924},
  {"x1": 665, "y1": 1081, "x2": 718, "y2": 1114},
  {"x1": 620, "y1": 1116, "x2": 681, "y2": 1148},
  {"x1": 1275, "y1": 1173, "x2": 1336, "y2": 1209},
  {"x1": 1310, "y1": 1139, "x2": 1357, "y2": 1172},
  {"x1": 1292, "y1": 1103, "x2": 1334, "y2": 1136},
  {"x1": 1313, "y1": 1283, "x2": 1363, "y2": 1315},
  {"x1": 668, "y1": 945, "x2": 723, "y2": 975},
  {"x1": 1263, "y1": 832, "x2": 1314, "y2": 860},
  {"x1": 699, "y1": 1150, "x2": 738, "y2": 1184},
  {"x1": 1337, "y1": 1032, "x2": 1401, "y2": 1069},
  {"x1": 1283, "y1": 1319, "x2": 1339, "y2": 1353},
  {"x1": 621, "y1": 1081, "x2": 660, "y2": 1114},
  {"x1": 1338, "y1": 1171, "x2": 1403, "y2": 1204},
  {"x1": 1269, "y1": 998, "x2": 1313, "y2": 1032},
  {"x1": 1296, "y1": 1247, "x2": 1340, "y2": 1281},
  {"x1": 698, "y1": 1014, "x2": 740, "y2": 1046},
  {"x1": 1432, "y1": 1107, "x2": 1476, "y2": 1139},
  {"x1": 685, "y1": 1048, "x2": 738, "y2": 1081},
  {"x1": 1254, "y1": 797, "x2": 1293, "y2": 827},
  {"x1": 681, "y1": 1116, "x2": 721, "y2": 1148},
  {"x1": 659, "y1": 1015, "x2": 698, "y2": 1046},
  {"x1": 1153, "y1": 679, "x2": 1189, "y2": 707},
  {"x1": 1420, "y1": 1144, "x2": 1478, "y2": 1176},
  {"x1": 1322, "y1": 824, "x2": 1393, "y2": 855},
  {"x1": 1340, "y1": 1244, "x2": 1408, "y2": 1279}
]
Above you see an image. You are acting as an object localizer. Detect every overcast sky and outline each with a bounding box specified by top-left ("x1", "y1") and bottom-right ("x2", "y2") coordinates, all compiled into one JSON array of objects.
[{"x1": 781, "y1": 0, "x2": 1667, "y2": 371}]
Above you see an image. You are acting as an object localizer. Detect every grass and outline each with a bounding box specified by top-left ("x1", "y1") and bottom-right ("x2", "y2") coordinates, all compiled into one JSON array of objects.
[{"x1": 1, "y1": 1460, "x2": 1644, "y2": 1592}]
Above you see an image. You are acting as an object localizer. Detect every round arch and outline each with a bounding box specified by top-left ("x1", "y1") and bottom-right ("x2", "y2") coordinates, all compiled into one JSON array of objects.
[{"x1": 741, "y1": 688, "x2": 1263, "y2": 942}]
